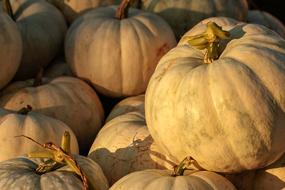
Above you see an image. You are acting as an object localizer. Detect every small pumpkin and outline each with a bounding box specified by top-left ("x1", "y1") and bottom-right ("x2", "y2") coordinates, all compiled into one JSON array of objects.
[
  {"x1": 1, "y1": 0, "x2": 67, "y2": 80},
  {"x1": 65, "y1": 0, "x2": 177, "y2": 97},
  {"x1": 89, "y1": 95, "x2": 175, "y2": 185},
  {"x1": 47, "y1": 0, "x2": 115, "y2": 23},
  {"x1": 139, "y1": 0, "x2": 248, "y2": 38},
  {"x1": 0, "y1": 76, "x2": 104, "y2": 155},
  {"x1": 0, "y1": 106, "x2": 78, "y2": 162},
  {"x1": 110, "y1": 158, "x2": 236, "y2": 190},
  {"x1": 0, "y1": 132, "x2": 109, "y2": 190},
  {"x1": 145, "y1": 18, "x2": 285, "y2": 173},
  {"x1": 0, "y1": 9, "x2": 22, "y2": 90},
  {"x1": 247, "y1": 10, "x2": 285, "y2": 39}
]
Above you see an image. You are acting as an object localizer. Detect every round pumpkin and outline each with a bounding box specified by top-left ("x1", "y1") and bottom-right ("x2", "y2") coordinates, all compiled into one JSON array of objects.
[
  {"x1": 0, "y1": 155, "x2": 109, "y2": 190},
  {"x1": 139, "y1": 0, "x2": 248, "y2": 38},
  {"x1": 0, "y1": 106, "x2": 78, "y2": 162},
  {"x1": 65, "y1": 1, "x2": 177, "y2": 97},
  {"x1": 0, "y1": 76, "x2": 104, "y2": 155},
  {"x1": 1, "y1": 0, "x2": 67, "y2": 80},
  {"x1": 110, "y1": 169, "x2": 236, "y2": 190},
  {"x1": 0, "y1": 10, "x2": 22, "y2": 90},
  {"x1": 247, "y1": 10, "x2": 285, "y2": 39},
  {"x1": 106, "y1": 94, "x2": 145, "y2": 122},
  {"x1": 145, "y1": 17, "x2": 285, "y2": 173},
  {"x1": 47, "y1": 0, "x2": 115, "y2": 23},
  {"x1": 89, "y1": 95, "x2": 175, "y2": 185}
]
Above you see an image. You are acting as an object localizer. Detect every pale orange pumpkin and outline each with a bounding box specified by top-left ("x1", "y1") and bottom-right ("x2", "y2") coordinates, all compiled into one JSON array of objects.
[
  {"x1": 89, "y1": 95, "x2": 175, "y2": 185},
  {"x1": 146, "y1": 17, "x2": 285, "y2": 173},
  {"x1": 65, "y1": 0, "x2": 177, "y2": 97},
  {"x1": 0, "y1": 9, "x2": 22, "y2": 90},
  {"x1": 0, "y1": 76, "x2": 104, "y2": 154},
  {"x1": 0, "y1": 106, "x2": 79, "y2": 162},
  {"x1": 1, "y1": 0, "x2": 67, "y2": 80}
]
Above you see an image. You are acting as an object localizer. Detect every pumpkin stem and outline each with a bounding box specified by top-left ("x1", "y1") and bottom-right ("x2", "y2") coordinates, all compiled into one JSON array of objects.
[
  {"x1": 17, "y1": 105, "x2": 33, "y2": 115},
  {"x1": 115, "y1": 0, "x2": 132, "y2": 19},
  {"x1": 33, "y1": 67, "x2": 44, "y2": 87},
  {"x1": 3, "y1": 0, "x2": 15, "y2": 21},
  {"x1": 185, "y1": 22, "x2": 230, "y2": 64},
  {"x1": 173, "y1": 156, "x2": 204, "y2": 176},
  {"x1": 17, "y1": 131, "x2": 89, "y2": 190}
]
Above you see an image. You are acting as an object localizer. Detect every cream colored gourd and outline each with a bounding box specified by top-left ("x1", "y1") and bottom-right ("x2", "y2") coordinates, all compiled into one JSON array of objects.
[
  {"x1": 0, "y1": 107, "x2": 78, "y2": 162},
  {"x1": 0, "y1": 10, "x2": 22, "y2": 90},
  {"x1": 110, "y1": 169, "x2": 236, "y2": 190},
  {"x1": 145, "y1": 17, "x2": 285, "y2": 173},
  {"x1": 89, "y1": 95, "x2": 175, "y2": 185},
  {"x1": 247, "y1": 10, "x2": 285, "y2": 39},
  {"x1": 0, "y1": 155, "x2": 109, "y2": 190},
  {"x1": 2, "y1": 0, "x2": 67, "y2": 80},
  {"x1": 65, "y1": 0, "x2": 177, "y2": 97},
  {"x1": 47, "y1": 0, "x2": 115, "y2": 23},
  {"x1": 139, "y1": 0, "x2": 248, "y2": 38},
  {"x1": 0, "y1": 76, "x2": 104, "y2": 154}
]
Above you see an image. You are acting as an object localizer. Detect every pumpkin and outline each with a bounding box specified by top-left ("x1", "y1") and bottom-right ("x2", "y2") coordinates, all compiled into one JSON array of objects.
[
  {"x1": 0, "y1": 132, "x2": 109, "y2": 190},
  {"x1": 1, "y1": 0, "x2": 67, "y2": 80},
  {"x1": 65, "y1": 0, "x2": 177, "y2": 97},
  {"x1": 44, "y1": 58, "x2": 73, "y2": 78},
  {"x1": 226, "y1": 153, "x2": 285, "y2": 190},
  {"x1": 89, "y1": 95, "x2": 175, "y2": 185},
  {"x1": 247, "y1": 10, "x2": 285, "y2": 39},
  {"x1": 0, "y1": 8, "x2": 22, "y2": 90},
  {"x1": 110, "y1": 169, "x2": 236, "y2": 190},
  {"x1": 145, "y1": 17, "x2": 285, "y2": 173},
  {"x1": 0, "y1": 76, "x2": 104, "y2": 155},
  {"x1": 106, "y1": 94, "x2": 145, "y2": 122},
  {"x1": 0, "y1": 106, "x2": 78, "y2": 162},
  {"x1": 47, "y1": 0, "x2": 115, "y2": 24},
  {"x1": 138, "y1": 0, "x2": 248, "y2": 39}
]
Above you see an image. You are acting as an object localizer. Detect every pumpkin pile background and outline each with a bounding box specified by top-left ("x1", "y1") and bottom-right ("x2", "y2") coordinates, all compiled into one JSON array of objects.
[{"x1": 0, "y1": 0, "x2": 285, "y2": 189}]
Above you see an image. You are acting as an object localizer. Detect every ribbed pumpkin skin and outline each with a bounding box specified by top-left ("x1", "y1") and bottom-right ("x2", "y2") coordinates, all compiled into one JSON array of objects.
[
  {"x1": 140, "y1": 0, "x2": 248, "y2": 38},
  {"x1": 65, "y1": 6, "x2": 177, "y2": 97},
  {"x1": 0, "y1": 13, "x2": 22, "y2": 90},
  {"x1": 0, "y1": 108, "x2": 79, "y2": 162},
  {"x1": 89, "y1": 95, "x2": 175, "y2": 185},
  {"x1": 0, "y1": 77, "x2": 104, "y2": 154},
  {"x1": 247, "y1": 10, "x2": 285, "y2": 39},
  {"x1": 110, "y1": 170, "x2": 236, "y2": 190},
  {"x1": 145, "y1": 18, "x2": 285, "y2": 173},
  {"x1": 0, "y1": 155, "x2": 109, "y2": 190},
  {"x1": 7, "y1": 0, "x2": 67, "y2": 80},
  {"x1": 47, "y1": 0, "x2": 115, "y2": 23}
]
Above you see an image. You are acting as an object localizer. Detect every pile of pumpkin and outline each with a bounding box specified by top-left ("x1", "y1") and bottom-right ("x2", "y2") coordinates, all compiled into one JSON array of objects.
[{"x1": 0, "y1": 0, "x2": 285, "y2": 189}]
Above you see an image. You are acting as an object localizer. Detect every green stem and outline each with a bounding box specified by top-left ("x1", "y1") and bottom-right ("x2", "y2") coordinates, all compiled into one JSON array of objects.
[
  {"x1": 173, "y1": 156, "x2": 204, "y2": 176},
  {"x1": 3, "y1": 0, "x2": 15, "y2": 21},
  {"x1": 115, "y1": 0, "x2": 131, "y2": 19},
  {"x1": 17, "y1": 105, "x2": 32, "y2": 115},
  {"x1": 186, "y1": 22, "x2": 230, "y2": 64}
]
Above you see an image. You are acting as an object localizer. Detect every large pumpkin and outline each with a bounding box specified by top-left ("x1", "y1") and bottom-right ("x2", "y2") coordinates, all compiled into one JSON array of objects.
[
  {"x1": 139, "y1": 0, "x2": 248, "y2": 38},
  {"x1": 1, "y1": 0, "x2": 67, "y2": 80},
  {"x1": 0, "y1": 106, "x2": 78, "y2": 162},
  {"x1": 89, "y1": 95, "x2": 175, "y2": 185},
  {"x1": 110, "y1": 169, "x2": 236, "y2": 190},
  {"x1": 47, "y1": 0, "x2": 115, "y2": 23},
  {"x1": 0, "y1": 10, "x2": 22, "y2": 90},
  {"x1": 0, "y1": 76, "x2": 104, "y2": 154},
  {"x1": 0, "y1": 155, "x2": 109, "y2": 190},
  {"x1": 247, "y1": 10, "x2": 285, "y2": 39},
  {"x1": 145, "y1": 17, "x2": 285, "y2": 173},
  {"x1": 65, "y1": 0, "x2": 177, "y2": 97}
]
